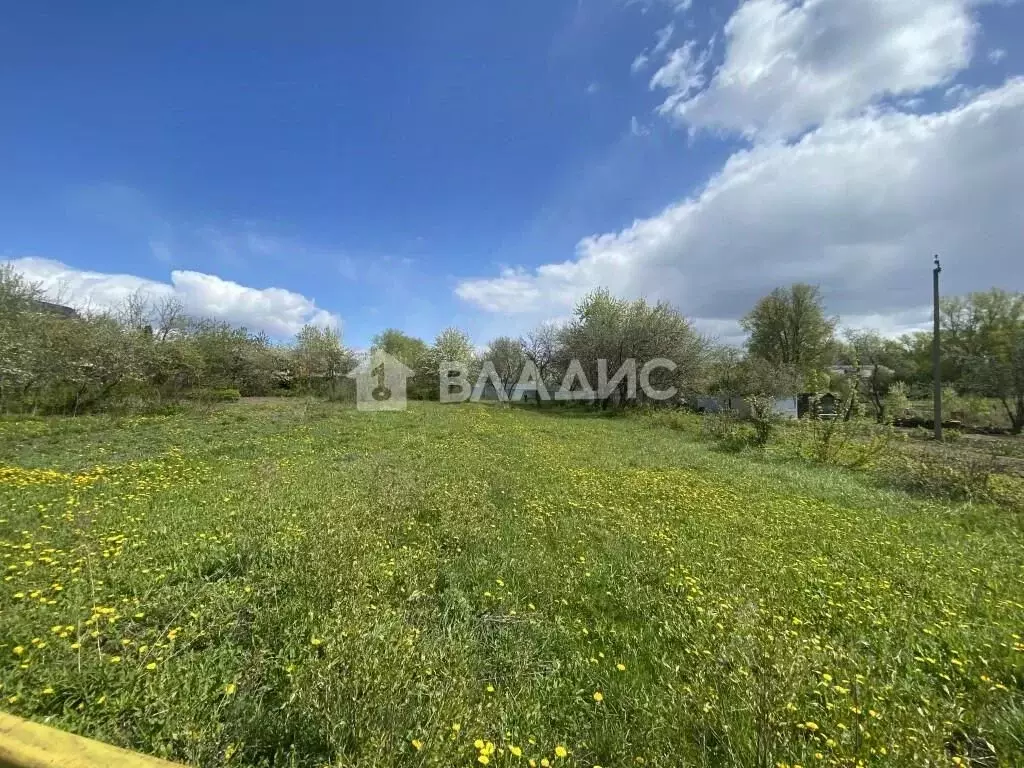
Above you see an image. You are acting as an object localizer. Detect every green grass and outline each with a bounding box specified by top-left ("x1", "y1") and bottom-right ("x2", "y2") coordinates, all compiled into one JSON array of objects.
[{"x1": 1, "y1": 401, "x2": 1022, "y2": 767}]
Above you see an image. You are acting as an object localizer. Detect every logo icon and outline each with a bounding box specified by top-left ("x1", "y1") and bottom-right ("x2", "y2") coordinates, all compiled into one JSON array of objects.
[{"x1": 347, "y1": 350, "x2": 415, "y2": 411}]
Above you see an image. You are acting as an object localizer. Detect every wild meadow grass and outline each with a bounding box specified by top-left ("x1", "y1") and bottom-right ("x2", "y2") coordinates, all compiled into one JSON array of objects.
[{"x1": 1, "y1": 401, "x2": 1022, "y2": 767}]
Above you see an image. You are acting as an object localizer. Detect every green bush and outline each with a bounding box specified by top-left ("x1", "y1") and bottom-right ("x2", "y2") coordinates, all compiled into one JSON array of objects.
[
  {"x1": 882, "y1": 381, "x2": 913, "y2": 424},
  {"x1": 642, "y1": 408, "x2": 702, "y2": 433},
  {"x1": 942, "y1": 386, "x2": 967, "y2": 423},
  {"x1": 702, "y1": 410, "x2": 760, "y2": 452},
  {"x1": 958, "y1": 396, "x2": 1001, "y2": 430},
  {"x1": 943, "y1": 428, "x2": 963, "y2": 443},
  {"x1": 746, "y1": 393, "x2": 780, "y2": 446},
  {"x1": 777, "y1": 416, "x2": 901, "y2": 469},
  {"x1": 884, "y1": 451, "x2": 999, "y2": 504},
  {"x1": 186, "y1": 388, "x2": 241, "y2": 403}
]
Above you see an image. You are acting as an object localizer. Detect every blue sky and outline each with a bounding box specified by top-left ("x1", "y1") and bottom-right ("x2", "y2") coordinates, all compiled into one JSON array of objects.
[{"x1": 3, "y1": 0, "x2": 1022, "y2": 347}]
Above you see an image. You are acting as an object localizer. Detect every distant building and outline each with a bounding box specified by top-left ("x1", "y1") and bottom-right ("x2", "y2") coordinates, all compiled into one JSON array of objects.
[
  {"x1": 694, "y1": 395, "x2": 799, "y2": 419},
  {"x1": 29, "y1": 299, "x2": 79, "y2": 319},
  {"x1": 692, "y1": 392, "x2": 843, "y2": 420},
  {"x1": 797, "y1": 392, "x2": 839, "y2": 418},
  {"x1": 770, "y1": 395, "x2": 799, "y2": 420},
  {"x1": 475, "y1": 381, "x2": 541, "y2": 402},
  {"x1": 828, "y1": 364, "x2": 894, "y2": 380},
  {"x1": 694, "y1": 395, "x2": 728, "y2": 413}
]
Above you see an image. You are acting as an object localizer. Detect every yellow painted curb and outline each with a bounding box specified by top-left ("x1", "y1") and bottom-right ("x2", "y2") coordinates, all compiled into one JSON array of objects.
[{"x1": 0, "y1": 712, "x2": 184, "y2": 768}]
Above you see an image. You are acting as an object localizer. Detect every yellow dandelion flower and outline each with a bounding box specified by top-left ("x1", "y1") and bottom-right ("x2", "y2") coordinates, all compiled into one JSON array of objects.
[
  {"x1": 510, "y1": 746, "x2": 523, "y2": 757},
  {"x1": 555, "y1": 745, "x2": 568, "y2": 758},
  {"x1": 224, "y1": 682, "x2": 237, "y2": 695},
  {"x1": 411, "y1": 739, "x2": 424, "y2": 751},
  {"x1": 616, "y1": 663, "x2": 626, "y2": 671},
  {"x1": 593, "y1": 691, "x2": 604, "y2": 702}
]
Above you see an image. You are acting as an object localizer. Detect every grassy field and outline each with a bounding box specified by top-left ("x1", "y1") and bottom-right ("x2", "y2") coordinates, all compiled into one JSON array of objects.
[{"x1": 1, "y1": 401, "x2": 1022, "y2": 767}]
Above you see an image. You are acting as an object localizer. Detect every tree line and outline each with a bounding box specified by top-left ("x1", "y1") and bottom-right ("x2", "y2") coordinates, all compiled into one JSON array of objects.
[
  {"x1": 377, "y1": 283, "x2": 1023, "y2": 433},
  {"x1": 0, "y1": 265, "x2": 352, "y2": 413},
  {"x1": 2, "y1": 265, "x2": 1021, "y2": 432},
  {"x1": 720, "y1": 283, "x2": 1023, "y2": 433}
]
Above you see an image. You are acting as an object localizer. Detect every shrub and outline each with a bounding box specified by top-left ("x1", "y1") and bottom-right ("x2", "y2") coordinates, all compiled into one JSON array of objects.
[
  {"x1": 702, "y1": 410, "x2": 760, "y2": 453},
  {"x1": 642, "y1": 408, "x2": 702, "y2": 433},
  {"x1": 989, "y1": 473, "x2": 1024, "y2": 510},
  {"x1": 886, "y1": 451, "x2": 999, "y2": 504},
  {"x1": 186, "y1": 388, "x2": 241, "y2": 403},
  {"x1": 959, "y1": 396, "x2": 1000, "y2": 430},
  {"x1": 780, "y1": 416, "x2": 900, "y2": 469},
  {"x1": 882, "y1": 381, "x2": 913, "y2": 424},
  {"x1": 323, "y1": 378, "x2": 356, "y2": 403},
  {"x1": 746, "y1": 394, "x2": 780, "y2": 447},
  {"x1": 943, "y1": 428, "x2": 963, "y2": 443},
  {"x1": 942, "y1": 386, "x2": 967, "y2": 424}
]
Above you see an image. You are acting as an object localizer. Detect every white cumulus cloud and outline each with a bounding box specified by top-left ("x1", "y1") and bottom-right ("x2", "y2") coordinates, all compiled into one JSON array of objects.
[
  {"x1": 455, "y1": 79, "x2": 1024, "y2": 338},
  {"x1": 656, "y1": 0, "x2": 980, "y2": 140},
  {"x1": 5, "y1": 257, "x2": 340, "y2": 338}
]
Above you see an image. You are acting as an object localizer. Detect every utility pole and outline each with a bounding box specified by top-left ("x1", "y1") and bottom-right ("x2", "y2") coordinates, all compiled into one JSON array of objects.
[{"x1": 932, "y1": 255, "x2": 943, "y2": 441}]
